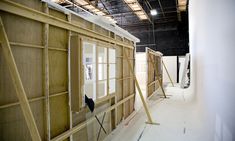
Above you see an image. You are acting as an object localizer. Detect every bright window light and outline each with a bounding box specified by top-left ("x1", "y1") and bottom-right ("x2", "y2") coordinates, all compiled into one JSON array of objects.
[{"x1": 150, "y1": 9, "x2": 157, "y2": 16}]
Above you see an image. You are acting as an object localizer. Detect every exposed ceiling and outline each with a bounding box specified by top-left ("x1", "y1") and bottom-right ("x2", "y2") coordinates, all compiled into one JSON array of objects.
[{"x1": 53, "y1": 0, "x2": 189, "y2": 56}]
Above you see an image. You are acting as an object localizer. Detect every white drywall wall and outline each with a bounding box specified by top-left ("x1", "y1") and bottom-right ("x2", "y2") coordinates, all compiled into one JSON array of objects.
[
  {"x1": 189, "y1": 0, "x2": 235, "y2": 140},
  {"x1": 178, "y1": 56, "x2": 185, "y2": 84},
  {"x1": 162, "y1": 56, "x2": 177, "y2": 83},
  {"x1": 135, "y1": 53, "x2": 147, "y2": 111}
]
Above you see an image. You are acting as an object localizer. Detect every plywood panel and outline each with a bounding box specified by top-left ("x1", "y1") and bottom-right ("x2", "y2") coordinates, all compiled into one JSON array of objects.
[
  {"x1": 50, "y1": 94, "x2": 69, "y2": 138},
  {"x1": 0, "y1": 11, "x2": 43, "y2": 46},
  {"x1": 0, "y1": 100, "x2": 45, "y2": 141},
  {"x1": 146, "y1": 49, "x2": 163, "y2": 97},
  {"x1": 49, "y1": 25, "x2": 68, "y2": 49},
  {"x1": 72, "y1": 108, "x2": 88, "y2": 141},
  {"x1": 94, "y1": 25, "x2": 109, "y2": 36},
  {"x1": 11, "y1": 0, "x2": 43, "y2": 12},
  {"x1": 49, "y1": 50, "x2": 68, "y2": 94},
  {"x1": 123, "y1": 79, "x2": 130, "y2": 118},
  {"x1": 71, "y1": 14, "x2": 92, "y2": 30},
  {"x1": 0, "y1": 47, "x2": 18, "y2": 105},
  {"x1": 116, "y1": 45, "x2": 123, "y2": 56},
  {"x1": 115, "y1": 35, "x2": 123, "y2": 42},
  {"x1": 0, "y1": 48, "x2": 43, "y2": 107},
  {"x1": 49, "y1": 9, "x2": 67, "y2": 21},
  {"x1": 12, "y1": 46, "x2": 43, "y2": 98}
]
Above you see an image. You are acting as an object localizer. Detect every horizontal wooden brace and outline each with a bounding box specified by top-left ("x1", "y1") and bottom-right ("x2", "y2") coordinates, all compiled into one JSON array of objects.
[
  {"x1": 48, "y1": 47, "x2": 68, "y2": 52},
  {"x1": 0, "y1": 91, "x2": 68, "y2": 109},
  {"x1": 116, "y1": 76, "x2": 135, "y2": 81},
  {"x1": 147, "y1": 78, "x2": 162, "y2": 87},
  {"x1": 116, "y1": 56, "x2": 135, "y2": 60},
  {"x1": 51, "y1": 94, "x2": 135, "y2": 141},
  {"x1": 95, "y1": 94, "x2": 115, "y2": 105},
  {"x1": 0, "y1": 0, "x2": 134, "y2": 49},
  {"x1": 10, "y1": 42, "x2": 68, "y2": 52},
  {"x1": 10, "y1": 42, "x2": 44, "y2": 49}
]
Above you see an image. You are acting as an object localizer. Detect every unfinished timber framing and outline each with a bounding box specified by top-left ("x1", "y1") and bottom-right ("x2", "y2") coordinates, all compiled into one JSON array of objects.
[
  {"x1": 123, "y1": 49, "x2": 154, "y2": 124},
  {"x1": 146, "y1": 48, "x2": 166, "y2": 98},
  {"x1": 0, "y1": 0, "x2": 137, "y2": 140},
  {"x1": 0, "y1": 17, "x2": 41, "y2": 141}
]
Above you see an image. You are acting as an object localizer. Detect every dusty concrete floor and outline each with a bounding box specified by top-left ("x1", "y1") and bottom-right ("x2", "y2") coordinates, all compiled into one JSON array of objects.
[{"x1": 104, "y1": 84, "x2": 210, "y2": 141}]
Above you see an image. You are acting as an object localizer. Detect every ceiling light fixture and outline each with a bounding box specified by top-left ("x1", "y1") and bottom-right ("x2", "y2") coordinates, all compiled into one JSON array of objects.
[
  {"x1": 150, "y1": 9, "x2": 157, "y2": 16},
  {"x1": 123, "y1": 0, "x2": 149, "y2": 21},
  {"x1": 75, "y1": 0, "x2": 88, "y2": 6}
]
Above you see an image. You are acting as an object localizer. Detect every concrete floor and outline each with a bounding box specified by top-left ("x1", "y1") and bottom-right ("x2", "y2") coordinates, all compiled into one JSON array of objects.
[{"x1": 104, "y1": 84, "x2": 210, "y2": 141}]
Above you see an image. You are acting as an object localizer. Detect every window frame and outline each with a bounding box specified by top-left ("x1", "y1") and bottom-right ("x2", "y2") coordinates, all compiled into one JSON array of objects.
[{"x1": 81, "y1": 38, "x2": 116, "y2": 106}]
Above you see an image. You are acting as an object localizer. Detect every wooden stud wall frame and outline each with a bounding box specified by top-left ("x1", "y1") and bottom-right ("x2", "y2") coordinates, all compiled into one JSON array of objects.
[
  {"x1": 0, "y1": 0, "x2": 136, "y2": 141},
  {"x1": 146, "y1": 48, "x2": 163, "y2": 98}
]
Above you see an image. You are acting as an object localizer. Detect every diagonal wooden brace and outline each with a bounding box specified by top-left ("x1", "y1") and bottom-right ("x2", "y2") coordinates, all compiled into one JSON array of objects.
[{"x1": 162, "y1": 60, "x2": 174, "y2": 87}]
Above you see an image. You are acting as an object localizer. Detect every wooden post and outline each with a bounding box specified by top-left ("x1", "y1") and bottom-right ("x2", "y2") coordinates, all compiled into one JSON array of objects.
[
  {"x1": 123, "y1": 50, "x2": 154, "y2": 124},
  {"x1": 67, "y1": 13, "x2": 73, "y2": 141},
  {"x1": 42, "y1": 3, "x2": 50, "y2": 141},
  {"x1": 162, "y1": 60, "x2": 174, "y2": 87},
  {"x1": 114, "y1": 35, "x2": 118, "y2": 127},
  {"x1": 0, "y1": 17, "x2": 41, "y2": 141},
  {"x1": 122, "y1": 45, "x2": 125, "y2": 119}
]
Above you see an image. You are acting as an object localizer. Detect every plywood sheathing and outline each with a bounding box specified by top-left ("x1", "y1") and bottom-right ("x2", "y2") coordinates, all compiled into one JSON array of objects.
[{"x1": 146, "y1": 48, "x2": 163, "y2": 98}]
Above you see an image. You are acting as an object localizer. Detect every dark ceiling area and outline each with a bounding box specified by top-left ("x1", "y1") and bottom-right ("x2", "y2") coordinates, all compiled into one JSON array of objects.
[
  {"x1": 58, "y1": 0, "x2": 189, "y2": 56},
  {"x1": 96, "y1": 0, "x2": 189, "y2": 56}
]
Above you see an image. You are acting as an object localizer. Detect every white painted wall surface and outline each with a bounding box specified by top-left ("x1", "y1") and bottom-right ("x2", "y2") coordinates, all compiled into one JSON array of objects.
[
  {"x1": 162, "y1": 56, "x2": 177, "y2": 83},
  {"x1": 135, "y1": 53, "x2": 147, "y2": 111},
  {"x1": 189, "y1": 0, "x2": 235, "y2": 140},
  {"x1": 178, "y1": 56, "x2": 185, "y2": 84}
]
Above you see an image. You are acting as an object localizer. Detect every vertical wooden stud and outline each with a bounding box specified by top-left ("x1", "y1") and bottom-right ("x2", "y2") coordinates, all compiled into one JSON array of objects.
[
  {"x1": 67, "y1": 13, "x2": 73, "y2": 141},
  {"x1": 122, "y1": 44, "x2": 125, "y2": 119},
  {"x1": 42, "y1": 3, "x2": 50, "y2": 141}
]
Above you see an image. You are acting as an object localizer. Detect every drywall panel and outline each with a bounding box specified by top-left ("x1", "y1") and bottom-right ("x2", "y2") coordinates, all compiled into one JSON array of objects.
[
  {"x1": 135, "y1": 53, "x2": 147, "y2": 111},
  {"x1": 189, "y1": 0, "x2": 235, "y2": 139},
  {"x1": 162, "y1": 56, "x2": 177, "y2": 83},
  {"x1": 178, "y1": 56, "x2": 185, "y2": 84}
]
